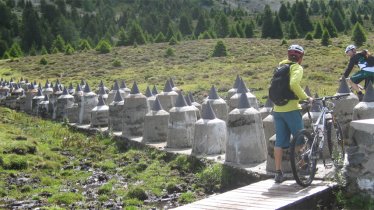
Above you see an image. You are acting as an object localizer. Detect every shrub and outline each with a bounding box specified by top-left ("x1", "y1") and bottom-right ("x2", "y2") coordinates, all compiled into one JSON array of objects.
[
  {"x1": 305, "y1": 32, "x2": 313, "y2": 40},
  {"x1": 41, "y1": 46, "x2": 48, "y2": 55},
  {"x1": 112, "y1": 59, "x2": 122, "y2": 67},
  {"x1": 165, "y1": 48, "x2": 175, "y2": 57},
  {"x1": 281, "y1": 39, "x2": 288, "y2": 45},
  {"x1": 96, "y1": 39, "x2": 112, "y2": 54},
  {"x1": 123, "y1": 198, "x2": 143, "y2": 207},
  {"x1": 78, "y1": 39, "x2": 92, "y2": 51},
  {"x1": 127, "y1": 187, "x2": 147, "y2": 201},
  {"x1": 178, "y1": 192, "x2": 196, "y2": 204},
  {"x1": 321, "y1": 29, "x2": 331, "y2": 46},
  {"x1": 98, "y1": 183, "x2": 112, "y2": 195},
  {"x1": 49, "y1": 192, "x2": 83, "y2": 205},
  {"x1": 3, "y1": 155, "x2": 29, "y2": 170},
  {"x1": 40, "y1": 57, "x2": 48, "y2": 65},
  {"x1": 196, "y1": 163, "x2": 222, "y2": 193},
  {"x1": 64, "y1": 44, "x2": 75, "y2": 55},
  {"x1": 169, "y1": 37, "x2": 178, "y2": 45},
  {"x1": 212, "y1": 40, "x2": 227, "y2": 57}
]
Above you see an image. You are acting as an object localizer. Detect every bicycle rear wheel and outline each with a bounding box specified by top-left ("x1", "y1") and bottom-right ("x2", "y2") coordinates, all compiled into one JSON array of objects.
[
  {"x1": 290, "y1": 129, "x2": 317, "y2": 187},
  {"x1": 327, "y1": 120, "x2": 345, "y2": 168}
]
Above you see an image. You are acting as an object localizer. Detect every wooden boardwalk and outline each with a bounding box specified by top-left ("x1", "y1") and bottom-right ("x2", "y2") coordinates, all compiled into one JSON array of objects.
[{"x1": 173, "y1": 179, "x2": 335, "y2": 210}]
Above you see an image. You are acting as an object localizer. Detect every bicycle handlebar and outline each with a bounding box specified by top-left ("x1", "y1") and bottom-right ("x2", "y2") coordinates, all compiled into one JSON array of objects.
[{"x1": 313, "y1": 93, "x2": 350, "y2": 101}]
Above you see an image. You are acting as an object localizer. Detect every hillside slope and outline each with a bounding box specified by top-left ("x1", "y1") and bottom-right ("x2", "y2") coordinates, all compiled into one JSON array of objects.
[{"x1": 0, "y1": 36, "x2": 363, "y2": 103}]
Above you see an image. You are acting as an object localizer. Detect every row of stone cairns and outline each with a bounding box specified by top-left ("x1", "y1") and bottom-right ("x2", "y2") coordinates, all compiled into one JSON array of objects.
[{"x1": 0, "y1": 76, "x2": 374, "y2": 173}]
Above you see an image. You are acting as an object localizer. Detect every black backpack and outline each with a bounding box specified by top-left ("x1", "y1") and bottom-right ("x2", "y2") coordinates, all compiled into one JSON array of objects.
[{"x1": 268, "y1": 63, "x2": 298, "y2": 106}]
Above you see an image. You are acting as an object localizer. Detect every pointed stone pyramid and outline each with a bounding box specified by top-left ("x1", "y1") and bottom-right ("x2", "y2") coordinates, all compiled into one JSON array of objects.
[
  {"x1": 76, "y1": 84, "x2": 82, "y2": 92},
  {"x1": 185, "y1": 95, "x2": 192, "y2": 106},
  {"x1": 304, "y1": 86, "x2": 312, "y2": 97},
  {"x1": 363, "y1": 81, "x2": 374, "y2": 102},
  {"x1": 97, "y1": 95, "x2": 106, "y2": 106},
  {"x1": 337, "y1": 78, "x2": 351, "y2": 94},
  {"x1": 113, "y1": 80, "x2": 120, "y2": 91},
  {"x1": 175, "y1": 92, "x2": 187, "y2": 107},
  {"x1": 99, "y1": 80, "x2": 104, "y2": 87},
  {"x1": 43, "y1": 94, "x2": 49, "y2": 101},
  {"x1": 311, "y1": 93, "x2": 322, "y2": 112},
  {"x1": 163, "y1": 80, "x2": 173, "y2": 92},
  {"x1": 130, "y1": 81, "x2": 140, "y2": 94},
  {"x1": 80, "y1": 79, "x2": 85, "y2": 86},
  {"x1": 208, "y1": 85, "x2": 220, "y2": 99},
  {"x1": 264, "y1": 98, "x2": 274, "y2": 108},
  {"x1": 113, "y1": 89, "x2": 124, "y2": 102},
  {"x1": 145, "y1": 86, "x2": 153, "y2": 97},
  {"x1": 233, "y1": 75, "x2": 241, "y2": 88},
  {"x1": 238, "y1": 93, "x2": 251, "y2": 109},
  {"x1": 98, "y1": 86, "x2": 106, "y2": 95},
  {"x1": 69, "y1": 83, "x2": 74, "y2": 90},
  {"x1": 237, "y1": 78, "x2": 248, "y2": 94},
  {"x1": 120, "y1": 80, "x2": 127, "y2": 89},
  {"x1": 152, "y1": 85, "x2": 158, "y2": 95},
  {"x1": 169, "y1": 78, "x2": 175, "y2": 87},
  {"x1": 201, "y1": 101, "x2": 216, "y2": 120},
  {"x1": 62, "y1": 87, "x2": 69, "y2": 95},
  {"x1": 152, "y1": 97, "x2": 164, "y2": 111},
  {"x1": 84, "y1": 82, "x2": 91, "y2": 93},
  {"x1": 37, "y1": 88, "x2": 43, "y2": 96}
]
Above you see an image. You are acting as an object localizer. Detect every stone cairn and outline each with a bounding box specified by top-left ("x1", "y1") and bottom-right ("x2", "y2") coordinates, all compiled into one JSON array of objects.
[
  {"x1": 229, "y1": 78, "x2": 259, "y2": 110},
  {"x1": 50, "y1": 82, "x2": 63, "y2": 120},
  {"x1": 79, "y1": 82, "x2": 98, "y2": 125},
  {"x1": 202, "y1": 85, "x2": 228, "y2": 122},
  {"x1": 259, "y1": 98, "x2": 273, "y2": 119},
  {"x1": 167, "y1": 92, "x2": 197, "y2": 148},
  {"x1": 142, "y1": 96, "x2": 170, "y2": 143},
  {"x1": 120, "y1": 80, "x2": 131, "y2": 96},
  {"x1": 122, "y1": 81, "x2": 148, "y2": 138},
  {"x1": 91, "y1": 95, "x2": 109, "y2": 127},
  {"x1": 145, "y1": 86, "x2": 156, "y2": 112},
  {"x1": 38, "y1": 94, "x2": 50, "y2": 118},
  {"x1": 107, "y1": 80, "x2": 125, "y2": 104},
  {"x1": 66, "y1": 84, "x2": 83, "y2": 123},
  {"x1": 353, "y1": 81, "x2": 374, "y2": 120},
  {"x1": 333, "y1": 79, "x2": 359, "y2": 141},
  {"x1": 192, "y1": 101, "x2": 226, "y2": 156},
  {"x1": 56, "y1": 87, "x2": 75, "y2": 121},
  {"x1": 157, "y1": 80, "x2": 178, "y2": 112},
  {"x1": 32, "y1": 88, "x2": 44, "y2": 115},
  {"x1": 25, "y1": 83, "x2": 38, "y2": 114},
  {"x1": 227, "y1": 75, "x2": 241, "y2": 100},
  {"x1": 108, "y1": 90, "x2": 125, "y2": 133},
  {"x1": 184, "y1": 94, "x2": 201, "y2": 119},
  {"x1": 226, "y1": 93, "x2": 267, "y2": 164}
]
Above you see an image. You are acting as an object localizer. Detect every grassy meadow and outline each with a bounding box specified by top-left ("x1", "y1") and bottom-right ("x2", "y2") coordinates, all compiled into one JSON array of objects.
[{"x1": 0, "y1": 35, "x2": 366, "y2": 104}]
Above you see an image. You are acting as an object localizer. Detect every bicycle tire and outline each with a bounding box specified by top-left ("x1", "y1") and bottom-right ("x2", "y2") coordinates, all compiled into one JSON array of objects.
[
  {"x1": 290, "y1": 129, "x2": 317, "y2": 187},
  {"x1": 327, "y1": 120, "x2": 345, "y2": 168}
]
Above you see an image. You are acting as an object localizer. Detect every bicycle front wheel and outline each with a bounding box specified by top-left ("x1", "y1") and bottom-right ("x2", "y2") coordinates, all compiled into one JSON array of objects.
[
  {"x1": 290, "y1": 129, "x2": 317, "y2": 187},
  {"x1": 327, "y1": 120, "x2": 345, "y2": 168}
]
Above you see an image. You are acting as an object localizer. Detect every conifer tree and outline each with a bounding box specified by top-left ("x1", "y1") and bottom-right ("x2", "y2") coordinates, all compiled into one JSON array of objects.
[
  {"x1": 154, "y1": 32, "x2": 166, "y2": 43},
  {"x1": 323, "y1": 18, "x2": 338, "y2": 38},
  {"x1": 96, "y1": 39, "x2": 111, "y2": 54},
  {"x1": 199, "y1": 31, "x2": 212, "y2": 39},
  {"x1": 128, "y1": 21, "x2": 146, "y2": 45},
  {"x1": 78, "y1": 39, "x2": 91, "y2": 51},
  {"x1": 278, "y1": 2, "x2": 290, "y2": 21},
  {"x1": 41, "y1": 46, "x2": 48, "y2": 55},
  {"x1": 352, "y1": 22, "x2": 367, "y2": 46},
  {"x1": 321, "y1": 29, "x2": 331, "y2": 46},
  {"x1": 194, "y1": 14, "x2": 207, "y2": 37},
  {"x1": 51, "y1": 35, "x2": 66, "y2": 53},
  {"x1": 229, "y1": 26, "x2": 239, "y2": 38},
  {"x1": 350, "y1": 11, "x2": 358, "y2": 24},
  {"x1": 212, "y1": 40, "x2": 227, "y2": 57},
  {"x1": 288, "y1": 21, "x2": 299, "y2": 39},
  {"x1": 21, "y1": 1, "x2": 43, "y2": 51},
  {"x1": 261, "y1": 5, "x2": 273, "y2": 38},
  {"x1": 165, "y1": 24, "x2": 175, "y2": 41},
  {"x1": 331, "y1": 8, "x2": 345, "y2": 32},
  {"x1": 65, "y1": 44, "x2": 75, "y2": 55},
  {"x1": 305, "y1": 32, "x2": 313, "y2": 40},
  {"x1": 244, "y1": 23, "x2": 254, "y2": 38},
  {"x1": 0, "y1": 40, "x2": 8, "y2": 58},
  {"x1": 29, "y1": 44, "x2": 37, "y2": 56},
  {"x1": 236, "y1": 22, "x2": 245, "y2": 38},
  {"x1": 313, "y1": 22, "x2": 323, "y2": 39},
  {"x1": 310, "y1": 0, "x2": 320, "y2": 15},
  {"x1": 179, "y1": 15, "x2": 192, "y2": 36},
  {"x1": 293, "y1": 1, "x2": 313, "y2": 34},
  {"x1": 8, "y1": 42, "x2": 23, "y2": 58},
  {"x1": 272, "y1": 13, "x2": 283, "y2": 39},
  {"x1": 117, "y1": 28, "x2": 127, "y2": 46},
  {"x1": 357, "y1": 14, "x2": 364, "y2": 25},
  {"x1": 215, "y1": 13, "x2": 230, "y2": 38}
]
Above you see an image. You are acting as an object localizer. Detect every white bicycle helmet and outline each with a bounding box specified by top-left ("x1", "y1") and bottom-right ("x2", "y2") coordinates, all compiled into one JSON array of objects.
[
  {"x1": 288, "y1": 44, "x2": 304, "y2": 58},
  {"x1": 345, "y1": 44, "x2": 356, "y2": 53}
]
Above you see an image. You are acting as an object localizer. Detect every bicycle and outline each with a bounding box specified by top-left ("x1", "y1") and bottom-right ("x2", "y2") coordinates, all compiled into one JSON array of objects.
[{"x1": 289, "y1": 93, "x2": 350, "y2": 187}]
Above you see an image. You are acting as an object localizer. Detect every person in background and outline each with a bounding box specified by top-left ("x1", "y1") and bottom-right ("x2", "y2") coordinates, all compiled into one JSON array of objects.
[
  {"x1": 273, "y1": 44, "x2": 313, "y2": 183},
  {"x1": 343, "y1": 44, "x2": 374, "y2": 100}
]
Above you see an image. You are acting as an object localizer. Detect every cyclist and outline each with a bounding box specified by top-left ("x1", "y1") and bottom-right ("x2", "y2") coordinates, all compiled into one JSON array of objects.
[
  {"x1": 343, "y1": 44, "x2": 374, "y2": 100},
  {"x1": 273, "y1": 44, "x2": 313, "y2": 183}
]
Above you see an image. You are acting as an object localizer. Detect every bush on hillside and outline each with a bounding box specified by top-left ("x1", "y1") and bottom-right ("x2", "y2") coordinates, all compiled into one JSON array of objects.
[
  {"x1": 321, "y1": 29, "x2": 331, "y2": 46},
  {"x1": 212, "y1": 40, "x2": 227, "y2": 57},
  {"x1": 96, "y1": 39, "x2": 112, "y2": 54},
  {"x1": 352, "y1": 22, "x2": 367, "y2": 46},
  {"x1": 40, "y1": 57, "x2": 48, "y2": 65},
  {"x1": 64, "y1": 44, "x2": 75, "y2": 55},
  {"x1": 165, "y1": 48, "x2": 175, "y2": 57},
  {"x1": 305, "y1": 32, "x2": 313, "y2": 40}
]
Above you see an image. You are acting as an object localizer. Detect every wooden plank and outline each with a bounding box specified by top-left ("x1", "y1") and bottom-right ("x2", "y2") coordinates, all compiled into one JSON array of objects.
[{"x1": 172, "y1": 179, "x2": 334, "y2": 210}]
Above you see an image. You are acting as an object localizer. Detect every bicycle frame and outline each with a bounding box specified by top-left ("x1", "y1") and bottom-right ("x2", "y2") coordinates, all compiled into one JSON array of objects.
[{"x1": 310, "y1": 99, "x2": 331, "y2": 160}]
